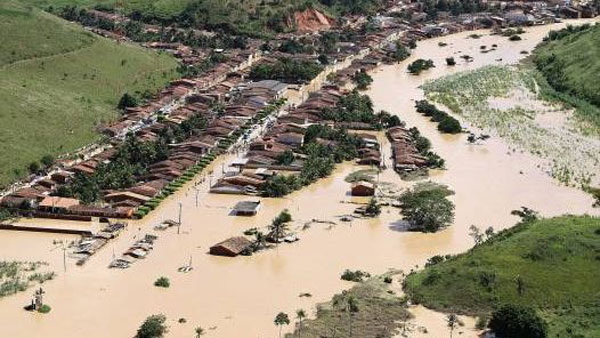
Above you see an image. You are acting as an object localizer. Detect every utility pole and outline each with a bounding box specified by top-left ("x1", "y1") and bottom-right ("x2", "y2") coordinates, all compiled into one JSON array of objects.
[{"x1": 177, "y1": 202, "x2": 182, "y2": 234}]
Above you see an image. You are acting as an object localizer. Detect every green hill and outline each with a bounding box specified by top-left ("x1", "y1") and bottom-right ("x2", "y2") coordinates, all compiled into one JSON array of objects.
[
  {"x1": 533, "y1": 23, "x2": 600, "y2": 129},
  {"x1": 0, "y1": 1, "x2": 178, "y2": 187},
  {"x1": 404, "y1": 215, "x2": 600, "y2": 337}
]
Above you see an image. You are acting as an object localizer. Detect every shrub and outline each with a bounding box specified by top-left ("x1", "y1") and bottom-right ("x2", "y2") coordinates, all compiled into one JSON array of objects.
[
  {"x1": 154, "y1": 277, "x2": 170, "y2": 288},
  {"x1": 489, "y1": 304, "x2": 547, "y2": 338},
  {"x1": 446, "y1": 57, "x2": 456, "y2": 66},
  {"x1": 509, "y1": 35, "x2": 522, "y2": 41},
  {"x1": 38, "y1": 304, "x2": 51, "y2": 313},
  {"x1": 341, "y1": 269, "x2": 371, "y2": 282},
  {"x1": 407, "y1": 59, "x2": 435, "y2": 75}
]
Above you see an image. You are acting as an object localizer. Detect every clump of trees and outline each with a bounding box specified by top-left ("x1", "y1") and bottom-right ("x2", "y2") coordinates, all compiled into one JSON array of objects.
[
  {"x1": 415, "y1": 100, "x2": 462, "y2": 134},
  {"x1": 407, "y1": 59, "x2": 434, "y2": 75},
  {"x1": 249, "y1": 58, "x2": 323, "y2": 84},
  {"x1": 399, "y1": 182, "x2": 455, "y2": 232},
  {"x1": 136, "y1": 314, "x2": 168, "y2": 338},
  {"x1": 352, "y1": 71, "x2": 373, "y2": 90},
  {"x1": 489, "y1": 304, "x2": 548, "y2": 338}
]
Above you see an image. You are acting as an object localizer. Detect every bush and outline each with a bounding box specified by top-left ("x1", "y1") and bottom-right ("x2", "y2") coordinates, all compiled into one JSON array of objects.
[
  {"x1": 341, "y1": 269, "x2": 371, "y2": 282},
  {"x1": 407, "y1": 59, "x2": 435, "y2": 75},
  {"x1": 489, "y1": 304, "x2": 547, "y2": 338},
  {"x1": 509, "y1": 35, "x2": 522, "y2": 41},
  {"x1": 446, "y1": 57, "x2": 456, "y2": 66},
  {"x1": 136, "y1": 314, "x2": 168, "y2": 338},
  {"x1": 154, "y1": 277, "x2": 170, "y2": 288},
  {"x1": 38, "y1": 304, "x2": 51, "y2": 313}
]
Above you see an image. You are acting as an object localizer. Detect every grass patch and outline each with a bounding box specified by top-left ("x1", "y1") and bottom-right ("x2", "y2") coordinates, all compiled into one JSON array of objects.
[
  {"x1": 285, "y1": 272, "x2": 411, "y2": 338},
  {"x1": 404, "y1": 215, "x2": 600, "y2": 338},
  {"x1": 0, "y1": 1, "x2": 178, "y2": 187}
]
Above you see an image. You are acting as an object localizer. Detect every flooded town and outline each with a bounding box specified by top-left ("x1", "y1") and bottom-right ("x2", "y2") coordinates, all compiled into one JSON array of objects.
[{"x1": 1, "y1": 0, "x2": 599, "y2": 337}]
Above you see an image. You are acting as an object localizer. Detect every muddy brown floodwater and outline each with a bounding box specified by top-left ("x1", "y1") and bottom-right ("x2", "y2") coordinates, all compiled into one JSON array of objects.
[{"x1": 0, "y1": 20, "x2": 598, "y2": 338}]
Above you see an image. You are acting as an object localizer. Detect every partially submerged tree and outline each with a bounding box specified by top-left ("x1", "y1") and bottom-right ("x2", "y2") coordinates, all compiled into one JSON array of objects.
[
  {"x1": 447, "y1": 313, "x2": 458, "y2": 338},
  {"x1": 399, "y1": 183, "x2": 455, "y2": 232},
  {"x1": 136, "y1": 314, "x2": 168, "y2": 338},
  {"x1": 274, "y1": 312, "x2": 290, "y2": 338}
]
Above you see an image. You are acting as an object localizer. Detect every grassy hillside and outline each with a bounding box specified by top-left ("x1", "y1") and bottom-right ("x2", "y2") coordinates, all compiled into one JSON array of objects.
[
  {"x1": 0, "y1": 1, "x2": 179, "y2": 187},
  {"x1": 404, "y1": 215, "x2": 600, "y2": 337},
  {"x1": 533, "y1": 24, "x2": 600, "y2": 129}
]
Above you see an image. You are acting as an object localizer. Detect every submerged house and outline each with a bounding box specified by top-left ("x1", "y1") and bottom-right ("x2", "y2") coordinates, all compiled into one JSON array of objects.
[
  {"x1": 351, "y1": 181, "x2": 375, "y2": 196},
  {"x1": 209, "y1": 236, "x2": 253, "y2": 257},
  {"x1": 232, "y1": 201, "x2": 261, "y2": 216}
]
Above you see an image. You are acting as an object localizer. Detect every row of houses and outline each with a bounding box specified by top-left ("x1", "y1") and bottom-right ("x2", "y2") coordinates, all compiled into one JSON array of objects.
[{"x1": 387, "y1": 126, "x2": 429, "y2": 172}]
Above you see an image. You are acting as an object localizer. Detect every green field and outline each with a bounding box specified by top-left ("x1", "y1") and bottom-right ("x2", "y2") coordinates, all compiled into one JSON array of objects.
[
  {"x1": 0, "y1": 1, "x2": 178, "y2": 187},
  {"x1": 404, "y1": 215, "x2": 600, "y2": 337}
]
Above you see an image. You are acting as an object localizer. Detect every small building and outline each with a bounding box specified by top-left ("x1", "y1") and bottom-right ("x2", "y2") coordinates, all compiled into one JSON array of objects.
[
  {"x1": 232, "y1": 201, "x2": 261, "y2": 216},
  {"x1": 209, "y1": 236, "x2": 253, "y2": 257},
  {"x1": 351, "y1": 181, "x2": 375, "y2": 197},
  {"x1": 38, "y1": 196, "x2": 80, "y2": 213}
]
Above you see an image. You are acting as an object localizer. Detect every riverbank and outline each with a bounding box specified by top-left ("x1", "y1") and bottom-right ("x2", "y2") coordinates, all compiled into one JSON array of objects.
[{"x1": 0, "y1": 20, "x2": 598, "y2": 338}]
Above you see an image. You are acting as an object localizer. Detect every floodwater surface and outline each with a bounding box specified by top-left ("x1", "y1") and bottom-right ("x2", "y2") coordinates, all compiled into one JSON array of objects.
[{"x1": 0, "y1": 20, "x2": 598, "y2": 338}]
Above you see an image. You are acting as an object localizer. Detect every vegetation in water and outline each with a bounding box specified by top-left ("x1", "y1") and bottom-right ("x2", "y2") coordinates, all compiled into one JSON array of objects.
[
  {"x1": 415, "y1": 100, "x2": 462, "y2": 134},
  {"x1": 422, "y1": 65, "x2": 600, "y2": 186},
  {"x1": 0, "y1": 261, "x2": 54, "y2": 298},
  {"x1": 407, "y1": 59, "x2": 435, "y2": 75},
  {"x1": 154, "y1": 277, "x2": 170, "y2": 288},
  {"x1": 136, "y1": 314, "x2": 168, "y2": 338},
  {"x1": 398, "y1": 182, "x2": 455, "y2": 232}
]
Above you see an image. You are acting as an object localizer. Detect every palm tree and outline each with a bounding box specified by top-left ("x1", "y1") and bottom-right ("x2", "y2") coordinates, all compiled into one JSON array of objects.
[
  {"x1": 195, "y1": 326, "x2": 205, "y2": 338},
  {"x1": 274, "y1": 312, "x2": 290, "y2": 338},
  {"x1": 296, "y1": 309, "x2": 306, "y2": 337},
  {"x1": 447, "y1": 313, "x2": 458, "y2": 338}
]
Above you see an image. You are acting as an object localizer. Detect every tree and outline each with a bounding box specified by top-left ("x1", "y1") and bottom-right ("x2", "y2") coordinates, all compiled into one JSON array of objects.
[
  {"x1": 136, "y1": 314, "x2": 168, "y2": 338},
  {"x1": 318, "y1": 54, "x2": 329, "y2": 65},
  {"x1": 296, "y1": 309, "x2": 306, "y2": 337},
  {"x1": 118, "y1": 92, "x2": 138, "y2": 109},
  {"x1": 353, "y1": 71, "x2": 373, "y2": 90},
  {"x1": 391, "y1": 42, "x2": 410, "y2": 62},
  {"x1": 274, "y1": 312, "x2": 290, "y2": 338},
  {"x1": 399, "y1": 183, "x2": 455, "y2": 232},
  {"x1": 447, "y1": 313, "x2": 458, "y2": 338},
  {"x1": 446, "y1": 57, "x2": 456, "y2": 66},
  {"x1": 469, "y1": 225, "x2": 483, "y2": 246},
  {"x1": 268, "y1": 209, "x2": 292, "y2": 243},
  {"x1": 489, "y1": 304, "x2": 547, "y2": 338},
  {"x1": 194, "y1": 326, "x2": 205, "y2": 337}
]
